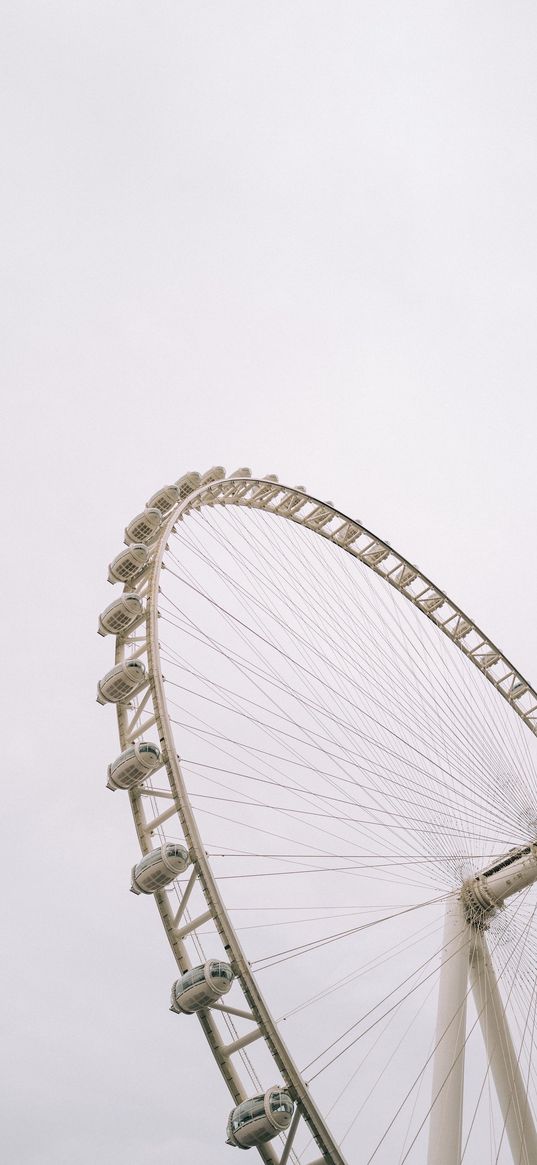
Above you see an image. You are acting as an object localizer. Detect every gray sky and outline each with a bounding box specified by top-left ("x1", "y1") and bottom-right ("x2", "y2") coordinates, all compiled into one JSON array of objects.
[{"x1": 3, "y1": 2, "x2": 537, "y2": 1162}]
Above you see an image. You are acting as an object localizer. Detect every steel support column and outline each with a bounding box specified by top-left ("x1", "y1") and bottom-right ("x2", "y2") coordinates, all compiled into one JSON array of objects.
[
  {"x1": 470, "y1": 929, "x2": 537, "y2": 1165},
  {"x1": 427, "y1": 895, "x2": 470, "y2": 1165}
]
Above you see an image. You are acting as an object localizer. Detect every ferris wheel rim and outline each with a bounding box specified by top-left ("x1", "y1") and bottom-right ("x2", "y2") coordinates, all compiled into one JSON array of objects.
[
  {"x1": 186, "y1": 479, "x2": 537, "y2": 738},
  {"x1": 144, "y1": 487, "x2": 352, "y2": 1165},
  {"x1": 107, "y1": 471, "x2": 537, "y2": 1164}
]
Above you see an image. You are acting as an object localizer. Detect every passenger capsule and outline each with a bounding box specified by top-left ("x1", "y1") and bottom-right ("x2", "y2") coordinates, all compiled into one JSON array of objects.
[
  {"x1": 96, "y1": 660, "x2": 147, "y2": 705},
  {"x1": 170, "y1": 960, "x2": 234, "y2": 1014},
  {"x1": 199, "y1": 465, "x2": 225, "y2": 486},
  {"x1": 108, "y1": 544, "x2": 149, "y2": 584},
  {"x1": 131, "y1": 843, "x2": 190, "y2": 894},
  {"x1": 145, "y1": 484, "x2": 181, "y2": 514},
  {"x1": 175, "y1": 471, "x2": 201, "y2": 499},
  {"x1": 107, "y1": 741, "x2": 162, "y2": 791},
  {"x1": 226, "y1": 1088, "x2": 294, "y2": 1149},
  {"x1": 124, "y1": 508, "x2": 162, "y2": 546},
  {"x1": 229, "y1": 467, "x2": 251, "y2": 478},
  {"x1": 97, "y1": 593, "x2": 144, "y2": 637}
]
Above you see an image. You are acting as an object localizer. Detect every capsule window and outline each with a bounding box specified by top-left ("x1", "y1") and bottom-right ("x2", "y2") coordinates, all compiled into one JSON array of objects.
[
  {"x1": 108, "y1": 545, "x2": 149, "y2": 583},
  {"x1": 229, "y1": 468, "x2": 251, "y2": 477},
  {"x1": 110, "y1": 747, "x2": 135, "y2": 772},
  {"x1": 99, "y1": 594, "x2": 144, "y2": 637},
  {"x1": 108, "y1": 612, "x2": 129, "y2": 630},
  {"x1": 142, "y1": 852, "x2": 162, "y2": 869},
  {"x1": 271, "y1": 1094, "x2": 293, "y2": 1116},
  {"x1": 209, "y1": 961, "x2": 233, "y2": 982},
  {"x1": 138, "y1": 743, "x2": 159, "y2": 757},
  {"x1": 175, "y1": 472, "x2": 200, "y2": 499},
  {"x1": 116, "y1": 559, "x2": 141, "y2": 579},
  {"x1": 199, "y1": 466, "x2": 225, "y2": 487},
  {"x1": 146, "y1": 486, "x2": 180, "y2": 514},
  {"x1": 107, "y1": 680, "x2": 131, "y2": 698},
  {"x1": 107, "y1": 741, "x2": 160, "y2": 786},
  {"x1": 179, "y1": 967, "x2": 204, "y2": 991},
  {"x1": 125, "y1": 511, "x2": 163, "y2": 547},
  {"x1": 234, "y1": 1097, "x2": 266, "y2": 1128}
]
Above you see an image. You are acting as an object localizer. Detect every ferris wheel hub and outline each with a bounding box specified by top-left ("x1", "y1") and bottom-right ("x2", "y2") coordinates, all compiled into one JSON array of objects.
[{"x1": 461, "y1": 842, "x2": 537, "y2": 928}]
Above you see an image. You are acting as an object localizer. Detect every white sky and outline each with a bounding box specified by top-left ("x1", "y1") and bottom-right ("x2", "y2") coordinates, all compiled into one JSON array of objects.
[{"x1": 3, "y1": 2, "x2": 537, "y2": 1162}]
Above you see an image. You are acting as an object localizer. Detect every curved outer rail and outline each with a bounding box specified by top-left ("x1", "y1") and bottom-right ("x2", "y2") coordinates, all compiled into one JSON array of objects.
[
  {"x1": 145, "y1": 588, "x2": 348, "y2": 1165},
  {"x1": 106, "y1": 471, "x2": 537, "y2": 1165},
  {"x1": 191, "y1": 478, "x2": 537, "y2": 737}
]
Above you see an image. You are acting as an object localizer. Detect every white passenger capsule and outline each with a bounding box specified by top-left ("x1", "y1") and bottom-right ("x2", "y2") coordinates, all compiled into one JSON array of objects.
[
  {"x1": 106, "y1": 741, "x2": 162, "y2": 791},
  {"x1": 170, "y1": 960, "x2": 234, "y2": 1014},
  {"x1": 145, "y1": 484, "x2": 181, "y2": 514},
  {"x1": 97, "y1": 593, "x2": 144, "y2": 637},
  {"x1": 175, "y1": 471, "x2": 201, "y2": 498},
  {"x1": 226, "y1": 1088, "x2": 294, "y2": 1149},
  {"x1": 229, "y1": 467, "x2": 251, "y2": 478},
  {"x1": 131, "y1": 843, "x2": 190, "y2": 894},
  {"x1": 96, "y1": 660, "x2": 147, "y2": 705},
  {"x1": 108, "y1": 544, "x2": 149, "y2": 584},
  {"x1": 199, "y1": 465, "x2": 225, "y2": 486},
  {"x1": 124, "y1": 508, "x2": 162, "y2": 546}
]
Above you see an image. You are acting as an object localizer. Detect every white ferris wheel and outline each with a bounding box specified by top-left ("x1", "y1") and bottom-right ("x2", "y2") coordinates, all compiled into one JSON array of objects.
[{"x1": 97, "y1": 466, "x2": 537, "y2": 1165}]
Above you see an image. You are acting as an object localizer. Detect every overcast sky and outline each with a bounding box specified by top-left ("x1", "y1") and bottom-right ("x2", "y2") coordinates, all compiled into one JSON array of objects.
[{"x1": 3, "y1": 3, "x2": 537, "y2": 1163}]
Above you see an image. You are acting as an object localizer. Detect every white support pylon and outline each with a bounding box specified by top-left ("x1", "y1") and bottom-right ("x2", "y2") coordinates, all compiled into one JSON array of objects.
[
  {"x1": 427, "y1": 895, "x2": 471, "y2": 1165},
  {"x1": 470, "y1": 929, "x2": 537, "y2": 1165}
]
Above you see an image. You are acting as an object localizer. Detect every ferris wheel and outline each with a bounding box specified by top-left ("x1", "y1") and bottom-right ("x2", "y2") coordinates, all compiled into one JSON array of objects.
[{"x1": 97, "y1": 466, "x2": 537, "y2": 1165}]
